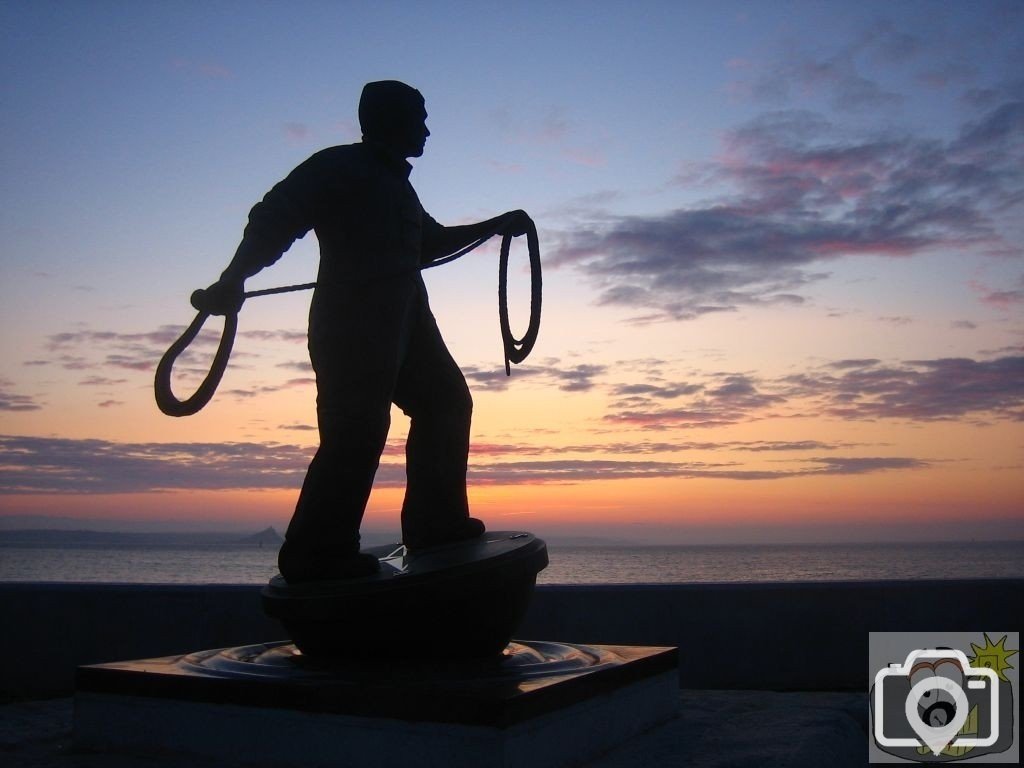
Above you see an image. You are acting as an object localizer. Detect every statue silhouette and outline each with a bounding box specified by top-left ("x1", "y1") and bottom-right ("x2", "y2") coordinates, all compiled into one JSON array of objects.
[{"x1": 201, "y1": 81, "x2": 533, "y2": 582}]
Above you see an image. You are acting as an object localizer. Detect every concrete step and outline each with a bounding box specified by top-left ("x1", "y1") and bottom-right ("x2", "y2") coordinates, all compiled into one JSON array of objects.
[{"x1": 2, "y1": 690, "x2": 867, "y2": 768}]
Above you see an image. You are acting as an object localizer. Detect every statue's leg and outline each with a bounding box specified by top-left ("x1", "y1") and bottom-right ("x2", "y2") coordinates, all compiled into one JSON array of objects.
[
  {"x1": 279, "y1": 277, "x2": 417, "y2": 581},
  {"x1": 394, "y1": 284, "x2": 481, "y2": 549},
  {"x1": 279, "y1": 404, "x2": 391, "y2": 581}
]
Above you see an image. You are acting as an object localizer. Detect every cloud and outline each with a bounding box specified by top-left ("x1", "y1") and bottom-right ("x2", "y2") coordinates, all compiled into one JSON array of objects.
[
  {"x1": 453, "y1": 438, "x2": 864, "y2": 458},
  {"x1": 963, "y1": 76, "x2": 1024, "y2": 110},
  {"x1": 223, "y1": 377, "x2": 315, "y2": 399},
  {"x1": 45, "y1": 326, "x2": 220, "y2": 373},
  {"x1": 878, "y1": 315, "x2": 913, "y2": 326},
  {"x1": 549, "y1": 363, "x2": 606, "y2": 392},
  {"x1": 0, "y1": 435, "x2": 312, "y2": 494},
  {"x1": 747, "y1": 38, "x2": 904, "y2": 111},
  {"x1": 79, "y1": 376, "x2": 129, "y2": 387},
  {"x1": 449, "y1": 366, "x2": 530, "y2": 392},
  {"x1": 730, "y1": 17, "x2": 1021, "y2": 111},
  {"x1": 706, "y1": 374, "x2": 785, "y2": 409},
  {"x1": 467, "y1": 455, "x2": 928, "y2": 484},
  {"x1": 239, "y1": 330, "x2": 307, "y2": 344},
  {"x1": 605, "y1": 371, "x2": 788, "y2": 429},
  {"x1": 829, "y1": 358, "x2": 881, "y2": 369},
  {"x1": 0, "y1": 434, "x2": 927, "y2": 495},
  {"x1": 971, "y1": 275, "x2": 1024, "y2": 309},
  {"x1": 462, "y1": 361, "x2": 605, "y2": 393},
  {"x1": 0, "y1": 382, "x2": 42, "y2": 412},
  {"x1": 604, "y1": 405, "x2": 745, "y2": 431},
  {"x1": 39, "y1": 325, "x2": 307, "y2": 381},
  {"x1": 601, "y1": 354, "x2": 1024, "y2": 428},
  {"x1": 553, "y1": 101, "x2": 1024, "y2": 321},
  {"x1": 562, "y1": 147, "x2": 606, "y2": 168},
  {"x1": 917, "y1": 62, "x2": 977, "y2": 91},
  {"x1": 612, "y1": 382, "x2": 703, "y2": 399},
  {"x1": 468, "y1": 459, "x2": 702, "y2": 483},
  {"x1": 47, "y1": 329, "x2": 194, "y2": 349},
  {"x1": 805, "y1": 456, "x2": 928, "y2": 475},
  {"x1": 982, "y1": 289, "x2": 1024, "y2": 308},
  {"x1": 731, "y1": 440, "x2": 859, "y2": 452},
  {"x1": 276, "y1": 360, "x2": 314, "y2": 372},
  {"x1": 798, "y1": 356, "x2": 1024, "y2": 421},
  {"x1": 284, "y1": 122, "x2": 311, "y2": 142}
]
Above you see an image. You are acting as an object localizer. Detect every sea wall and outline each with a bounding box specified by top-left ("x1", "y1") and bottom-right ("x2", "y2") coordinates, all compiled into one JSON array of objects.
[{"x1": 1, "y1": 579, "x2": 1018, "y2": 697}]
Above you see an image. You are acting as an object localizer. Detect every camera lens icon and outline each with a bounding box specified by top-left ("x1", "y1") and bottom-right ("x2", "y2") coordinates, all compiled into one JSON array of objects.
[
  {"x1": 910, "y1": 659, "x2": 968, "y2": 729},
  {"x1": 873, "y1": 648, "x2": 1000, "y2": 756},
  {"x1": 905, "y1": 674, "x2": 971, "y2": 755}
]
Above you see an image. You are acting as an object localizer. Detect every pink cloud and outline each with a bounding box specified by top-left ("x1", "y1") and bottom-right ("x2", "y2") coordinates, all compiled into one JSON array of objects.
[
  {"x1": 170, "y1": 58, "x2": 233, "y2": 80},
  {"x1": 556, "y1": 102, "x2": 1022, "y2": 321},
  {"x1": 984, "y1": 290, "x2": 1024, "y2": 307},
  {"x1": 970, "y1": 278, "x2": 1024, "y2": 309},
  {"x1": 284, "y1": 122, "x2": 311, "y2": 142},
  {"x1": 563, "y1": 147, "x2": 607, "y2": 168}
]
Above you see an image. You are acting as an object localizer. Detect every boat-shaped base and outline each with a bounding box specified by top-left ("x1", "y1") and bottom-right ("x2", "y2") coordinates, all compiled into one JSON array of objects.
[{"x1": 262, "y1": 531, "x2": 548, "y2": 660}]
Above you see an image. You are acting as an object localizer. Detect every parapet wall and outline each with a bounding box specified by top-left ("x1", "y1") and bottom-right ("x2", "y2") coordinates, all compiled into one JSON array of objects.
[
  {"x1": 1, "y1": 579, "x2": 1018, "y2": 697},
  {"x1": 517, "y1": 581, "x2": 1020, "y2": 690}
]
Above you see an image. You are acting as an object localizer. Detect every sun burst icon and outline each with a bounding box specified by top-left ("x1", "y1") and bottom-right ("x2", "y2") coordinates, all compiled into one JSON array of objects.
[{"x1": 968, "y1": 633, "x2": 1017, "y2": 683}]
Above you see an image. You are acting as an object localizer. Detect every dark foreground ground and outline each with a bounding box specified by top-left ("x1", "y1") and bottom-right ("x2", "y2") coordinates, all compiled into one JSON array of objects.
[
  {"x1": 11, "y1": 579, "x2": 1002, "y2": 765},
  {"x1": 2, "y1": 690, "x2": 867, "y2": 768}
]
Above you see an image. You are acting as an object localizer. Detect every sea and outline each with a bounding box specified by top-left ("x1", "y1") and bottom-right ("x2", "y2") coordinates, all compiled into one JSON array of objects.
[{"x1": 0, "y1": 534, "x2": 1021, "y2": 584}]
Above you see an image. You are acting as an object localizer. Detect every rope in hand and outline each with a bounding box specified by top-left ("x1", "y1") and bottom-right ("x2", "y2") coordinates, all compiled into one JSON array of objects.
[{"x1": 154, "y1": 220, "x2": 541, "y2": 417}]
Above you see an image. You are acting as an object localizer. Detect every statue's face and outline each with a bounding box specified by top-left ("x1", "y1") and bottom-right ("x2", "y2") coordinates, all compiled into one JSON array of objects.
[
  {"x1": 389, "y1": 103, "x2": 430, "y2": 158},
  {"x1": 359, "y1": 81, "x2": 429, "y2": 158}
]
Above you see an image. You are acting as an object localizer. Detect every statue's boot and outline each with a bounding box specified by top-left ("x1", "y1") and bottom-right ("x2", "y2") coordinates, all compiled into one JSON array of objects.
[
  {"x1": 278, "y1": 541, "x2": 380, "y2": 583},
  {"x1": 403, "y1": 516, "x2": 486, "y2": 552}
]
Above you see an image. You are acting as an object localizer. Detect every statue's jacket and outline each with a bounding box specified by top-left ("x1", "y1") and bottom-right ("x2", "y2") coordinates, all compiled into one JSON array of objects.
[
  {"x1": 234, "y1": 141, "x2": 442, "y2": 283},
  {"x1": 230, "y1": 140, "x2": 445, "y2": 350}
]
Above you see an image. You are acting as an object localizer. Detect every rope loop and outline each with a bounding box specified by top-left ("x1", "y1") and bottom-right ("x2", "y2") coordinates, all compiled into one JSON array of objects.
[
  {"x1": 498, "y1": 221, "x2": 542, "y2": 376},
  {"x1": 154, "y1": 310, "x2": 238, "y2": 417}
]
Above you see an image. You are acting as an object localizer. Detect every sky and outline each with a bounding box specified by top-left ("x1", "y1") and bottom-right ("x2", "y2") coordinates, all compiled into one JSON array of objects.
[{"x1": 1, "y1": 0, "x2": 1022, "y2": 544}]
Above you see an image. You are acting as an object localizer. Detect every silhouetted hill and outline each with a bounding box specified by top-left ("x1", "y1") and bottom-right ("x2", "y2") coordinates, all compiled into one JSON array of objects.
[
  {"x1": 0, "y1": 528, "x2": 282, "y2": 548},
  {"x1": 233, "y1": 527, "x2": 284, "y2": 548}
]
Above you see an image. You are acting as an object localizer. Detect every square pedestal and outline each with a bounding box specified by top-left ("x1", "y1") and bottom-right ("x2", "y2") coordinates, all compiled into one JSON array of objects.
[{"x1": 75, "y1": 641, "x2": 678, "y2": 768}]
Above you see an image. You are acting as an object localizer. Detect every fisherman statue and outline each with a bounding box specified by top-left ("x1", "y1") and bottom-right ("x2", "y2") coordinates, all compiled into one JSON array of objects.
[{"x1": 196, "y1": 81, "x2": 534, "y2": 583}]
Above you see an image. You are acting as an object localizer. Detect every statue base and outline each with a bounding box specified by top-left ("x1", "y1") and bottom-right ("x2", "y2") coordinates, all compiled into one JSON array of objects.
[
  {"x1": 262, "y1": 531, "x2": 549, "y2": 659},
  {"x1": 75, "y1": 640, "x2": 677, "y2": 768}
]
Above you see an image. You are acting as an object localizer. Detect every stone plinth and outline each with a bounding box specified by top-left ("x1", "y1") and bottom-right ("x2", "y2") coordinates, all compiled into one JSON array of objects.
[{"x1": 75, "y1": 640, "x2": 678, "y2": 768}]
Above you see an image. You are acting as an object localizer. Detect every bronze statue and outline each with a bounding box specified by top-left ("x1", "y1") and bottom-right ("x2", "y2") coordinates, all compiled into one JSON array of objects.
[{"x1": 199, "y1": 81, "x2": 533, "y2": 583}]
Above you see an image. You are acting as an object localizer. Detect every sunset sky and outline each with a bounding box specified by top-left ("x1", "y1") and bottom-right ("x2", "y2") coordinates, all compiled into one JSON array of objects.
[{"x1": 2, "y1": 1, "x2": 1022, "y2": 543}]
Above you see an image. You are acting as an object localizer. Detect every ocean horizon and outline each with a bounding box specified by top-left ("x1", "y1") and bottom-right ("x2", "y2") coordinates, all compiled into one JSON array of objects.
[{"x1": 0, "y1": 530, "x2": 1020, "y2": 585}]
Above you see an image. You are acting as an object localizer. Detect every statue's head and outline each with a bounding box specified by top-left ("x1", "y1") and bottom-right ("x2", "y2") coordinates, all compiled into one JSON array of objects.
[{"x1": 359, "y1": 80, "x2": 429, "y2": 158}]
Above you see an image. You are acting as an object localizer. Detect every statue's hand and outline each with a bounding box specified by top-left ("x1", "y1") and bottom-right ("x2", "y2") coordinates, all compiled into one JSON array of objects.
[
  {"x1": 191, "y1": 277, "x2": 245, "y2": 316},
  {"x1": 499, "y1": 209, "x2": 533, "y2": 237}
]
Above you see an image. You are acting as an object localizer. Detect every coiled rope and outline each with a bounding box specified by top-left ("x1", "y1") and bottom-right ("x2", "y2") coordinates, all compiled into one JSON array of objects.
[
  {"x1": 498, "y1": 220, "x2": 541, "y2": 376},
  {"x1": 154, "y1": 221, "x2": 541, "y2": 417}
]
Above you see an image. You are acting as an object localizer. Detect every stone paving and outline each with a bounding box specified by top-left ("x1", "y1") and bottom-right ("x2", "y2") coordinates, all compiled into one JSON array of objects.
[{"x1": 2, "y1": 690, "x2": 867, "y2": 767}]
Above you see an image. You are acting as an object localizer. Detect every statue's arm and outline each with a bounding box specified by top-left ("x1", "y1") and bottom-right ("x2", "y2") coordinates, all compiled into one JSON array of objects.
[
  {"x1": 422, "y1": 209, "x2": 533, "y2": 264},
  {"x1": 200, "y1": 154, "x2": 330, "y2": 313}
]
